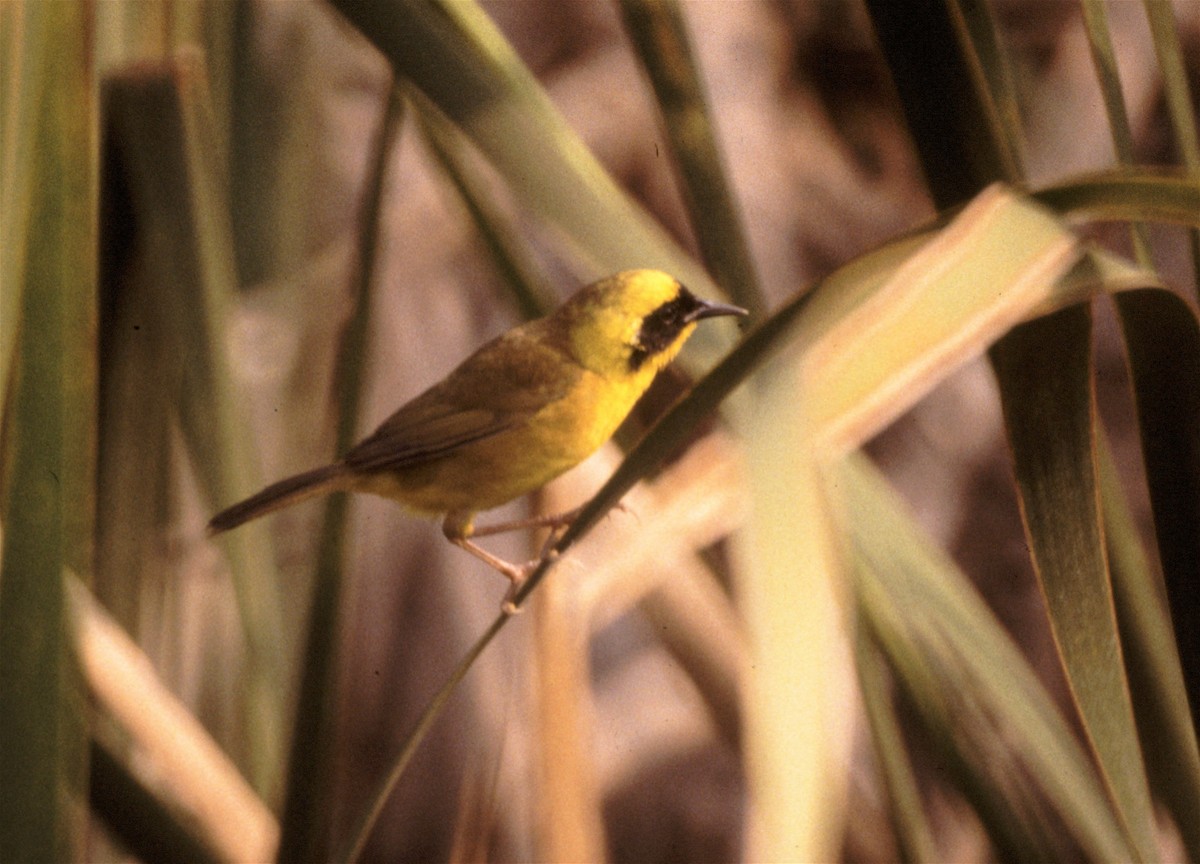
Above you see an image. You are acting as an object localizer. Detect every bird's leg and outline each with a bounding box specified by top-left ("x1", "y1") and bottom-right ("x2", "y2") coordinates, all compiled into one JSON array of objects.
[
  {"x1": 442, "y1": 503, "x2": 627, "y2": 613},
  {"x1": 466, "y1": 506, "x2": 583, "y2": 539},
  {"x1": 443, "y1": 511, "x2": 546, "y2": 614}
]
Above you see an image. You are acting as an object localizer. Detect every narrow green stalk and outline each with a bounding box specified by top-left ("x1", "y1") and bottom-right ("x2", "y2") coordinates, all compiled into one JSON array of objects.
[
  {"x1": 1079, "y1": 0, "x2": 1153, "y2": 263},
  {"x1": 855, "y1": 624, "x2": 938, "y2": 864},
  {"x1": 1141, "y1": 0, "x2": 1200, "y2": 296},
  {"x1": 617, "y1": 0, "x2": 766, "y2": 319},
  {"x1": 414, "y1": 90, "x2": 558, "y2": 321},
  {"x1": 276, "y1": 89, "x2": 403, "y2": 864}
]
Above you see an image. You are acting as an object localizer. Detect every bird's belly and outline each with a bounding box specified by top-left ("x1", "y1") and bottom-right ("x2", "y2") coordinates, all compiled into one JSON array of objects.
[{"x1": 360, "y1": 372, "x2": 645, "y2": 515}]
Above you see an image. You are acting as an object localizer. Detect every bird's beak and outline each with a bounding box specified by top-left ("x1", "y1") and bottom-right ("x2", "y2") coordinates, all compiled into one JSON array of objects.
[{"x1": 686, "y1": 299, "x2": 749, "y2": 323}]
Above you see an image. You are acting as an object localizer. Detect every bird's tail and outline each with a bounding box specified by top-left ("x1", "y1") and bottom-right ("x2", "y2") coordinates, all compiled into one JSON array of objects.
[{"x1": 207, "y1": 464, "x2": 351, "y2": 535}]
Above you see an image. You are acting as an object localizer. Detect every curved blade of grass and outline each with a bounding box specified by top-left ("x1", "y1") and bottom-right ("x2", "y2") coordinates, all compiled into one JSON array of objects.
[
  {"x1": 275, "y1": 90, "x2": 402, "y2": 864},
  {"x1": 844, "y1": 453, "x2": 1134, "y2": 862},
  {"x1": 855, "y1": 624, "x2": 937, "y2": 864},
  {"x1": 1101, "y1": 429, "x2": 1200, "y2": 861},
  {"x1": 104, "y1": 54, "x2": 284, "y2": 794},
  {"x1": 1141, "y1": 0, "x2": 1200, "y2": 295},
  {"x1": 878, "y1": 4, "x2": 1198, "y2": 844},
  {"x1": 991, "y1": 304, "x2": 1157, "y2": 859},
  {"x1": 1036, "y1": 168, "x2": 1200, "y2": 225},
  {"x1": 0, "y1": 2, "x2": 94, "y2": 858},
  {"x1": 865, "y1": 0, "x2": 1018, "y2": 210},
  {"x1": 1079, "y1": 0, "x2": 1154, "y2": 262},
  {"x1": 802, "y1": 182, "x2": 1160, "y2": 853},
  {"x1": 617, "y1": 0, "x2": 765, "y2": 319},
  {"x1": 412, "y1": 89, "x2": 558, "y2": 320},
  {"x1": 1115, "y1": 287, "x2": 1200, "y2": 724}
]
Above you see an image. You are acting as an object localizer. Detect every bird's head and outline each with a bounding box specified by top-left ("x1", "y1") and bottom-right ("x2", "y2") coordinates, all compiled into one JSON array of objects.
[{"x1": 558, "y1": 269, "x2": 746, "y2": 379}]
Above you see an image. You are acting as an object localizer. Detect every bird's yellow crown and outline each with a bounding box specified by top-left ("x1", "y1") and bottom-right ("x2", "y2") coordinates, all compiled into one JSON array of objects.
[{"x1": 558, "y1": 269, "x2": 705, "y2": 381}]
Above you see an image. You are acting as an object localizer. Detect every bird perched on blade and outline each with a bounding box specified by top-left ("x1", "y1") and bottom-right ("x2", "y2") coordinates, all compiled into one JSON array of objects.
[{"x1": 208, "y1": 269, "x2": 746, "y2": 607}]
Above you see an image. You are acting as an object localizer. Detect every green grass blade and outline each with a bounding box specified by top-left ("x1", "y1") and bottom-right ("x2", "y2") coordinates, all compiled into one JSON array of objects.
[
  {"x1": 0, "y1": 1, "x2": 95, "y2": 858},
  {"x1": 953, "y1": 0, "x2": 1026, "y2": 175},
  {"x1": 1036, "y1": 168, "x2": 1200, "y2": 226},
  {"x1": 1100, "y1": 429, "x2": 1200, "y2": 861},
  {"x1": 1114, "y1": 287, "x2": 1200, "y2": 732},
  {"x1": 617, "y1": 0, "x2": 766, "y2": 319},
  {"x1": 844, "y1": 454, "x2": 1134, "y2": 862},
  {"x1": 1141, "y1": 0, "x2": 1200, "y2": 296},
  {"x1": 276, "y1": 89, "x2": 402, "y2": 864},
  {"x1": 855, "y1": 625, "x2": 938, "y2": 863},
  {"x1": 991, "y1": 306, "x2": 1157, "y2": 859},
  {"x1": 1078, "y1": 0, "x2": 1154, "y2": 262}
]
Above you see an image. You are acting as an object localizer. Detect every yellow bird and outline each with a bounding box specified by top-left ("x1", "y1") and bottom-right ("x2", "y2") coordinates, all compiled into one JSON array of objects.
[{"x1": 208, "y1": 269, "x2": 745, "y2": 603}]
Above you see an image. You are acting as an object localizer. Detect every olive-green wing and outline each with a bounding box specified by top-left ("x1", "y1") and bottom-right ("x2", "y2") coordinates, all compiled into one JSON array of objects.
[{"x1": 344, "y1": 326, "x2": 579, "y2": 475}]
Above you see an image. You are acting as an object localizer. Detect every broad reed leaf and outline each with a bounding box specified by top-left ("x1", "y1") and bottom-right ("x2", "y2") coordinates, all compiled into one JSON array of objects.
[
  {"x1": 803, "y1": 185, "x2": 1080, "y2": 455},
  {"x1": 0, "y1": 2, "x2": 95, "y2": 859},
  {"x1": 735, "y1": 357, "x2": 848, "y2": 862},
  {"x1": 1115, "y1": 289, "x2": 1200, "y2": 728},
  {"x1": 844, "y1": 454, "x2": 1134, "y2": 862},
  {"x1": 991, "y1": 305, "x2": 1157, "y2": 858}
]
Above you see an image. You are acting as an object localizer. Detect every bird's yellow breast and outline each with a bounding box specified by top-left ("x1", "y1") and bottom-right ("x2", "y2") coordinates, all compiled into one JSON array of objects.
[{"x1": 358, "y1": 364, "x2": 651, "y2": 515}]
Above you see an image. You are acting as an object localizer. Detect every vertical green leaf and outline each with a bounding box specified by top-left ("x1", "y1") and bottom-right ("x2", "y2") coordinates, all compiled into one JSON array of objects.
[
  {"x1": 617, "y1": 0, "x2": 765, "y2": 318},
  {"x1": 0, "y1": 1, "x2": 96, "y2": 859},
  {"x1": 1141, "y1": 0, "x2": 1200, "y2": 295},
  {"x1": 1115, "y1": 289, "x2": 1200, "y2": 732},
  {"x1": 864, "y1": 0, "x2": 1017, "y2": 209},
  {"x1": 991, "y1": 307, "x2": 1157, "y2": 858},
  {"x1": 276, "y1": 89, "x2": 402, "y2": 864}
]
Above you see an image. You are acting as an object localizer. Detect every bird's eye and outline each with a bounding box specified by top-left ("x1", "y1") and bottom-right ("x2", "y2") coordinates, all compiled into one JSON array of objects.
[{"x1": 628, "y1": 288, "x2": 701, "y2": 370}]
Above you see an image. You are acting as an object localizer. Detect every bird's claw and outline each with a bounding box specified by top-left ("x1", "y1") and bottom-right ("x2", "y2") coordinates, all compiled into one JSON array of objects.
[{"x1": 498, "y1": 549, "x2": 562, "y2": 615}]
